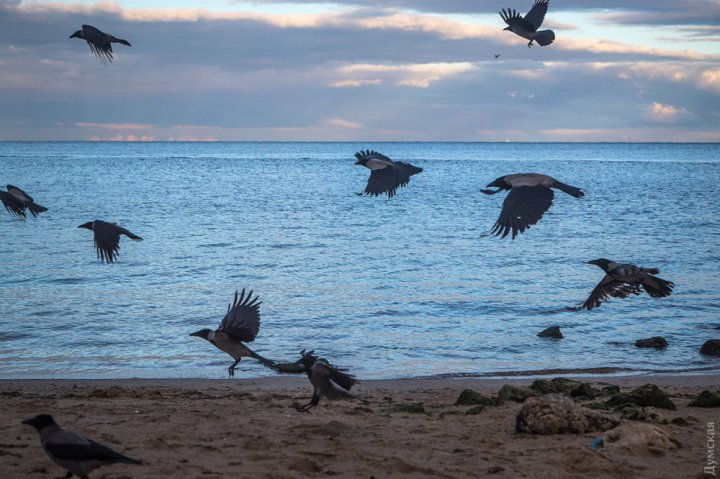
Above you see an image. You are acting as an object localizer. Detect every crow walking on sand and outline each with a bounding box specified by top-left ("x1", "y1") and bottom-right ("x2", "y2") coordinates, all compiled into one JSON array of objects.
[
  {"x1": 70, "y1": 25, "x2": 131, "y2": 63},
  {"x1": 297, "y1": 350, "x2": 366, "y2": 412},
  {"x1": 481, "y1": 173, "x2": 584, "y2": 239},
  {"x1": 77, "y1": 220, "x2": 143, "y2": 263},
  {"x1": 354, "y1": 150, "x2": 422, "y2": 198},
  {"x1": 22, "y1": 414, "x2": 141, "y2": 479},
  {"x1": 190, "y1": 289, "x2": 276, "y2": 377},
  {"x1": 500, "y1": 0, "x2": 555, "y2": 47},
  {"x1": 0, "y1": 185, "x2": 47, "y2": 220},
  {"x1": 580, "y1": 258, "x2": 675, "y2": 311}
]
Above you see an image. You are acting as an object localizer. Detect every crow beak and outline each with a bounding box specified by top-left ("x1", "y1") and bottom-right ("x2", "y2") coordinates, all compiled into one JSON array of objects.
[
  {"x1": 189, "y1": 331, "x2": 202, "y2": 337},
  {"x1": 503, "y1": 26, "x2": 511, "y2": 31},
  {"x1": 21, "y1": 418, "x2": 34, "y2": 426}
]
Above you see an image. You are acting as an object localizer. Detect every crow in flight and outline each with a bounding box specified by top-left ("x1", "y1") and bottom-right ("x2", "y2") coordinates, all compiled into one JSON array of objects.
[
  {"x1": 481, "y1": 173, "x2": 584, "y2": 239},
  {"x1": 581, "y1": 258, "x2": 675, "y2": 311},
  {"x1": 297, "y1": 349, "x2": 365, "y2": 412},
  {"x1": 0, "y1": 185, "x2": 47, "y2": 220},
  {"x1": 77, "y1": 220, "x2": 142, "y2": 263},
  {"x1": 500, "y1": 0, "x2": 555, "y2": 47},
  {"x1": 70, "y1": 25, "x2": 131, "y2": 63},
  {"x1": 190, "y1": 289, "x2": 276, "y2": 377},
  {"x1": 354, "y1": 150, "x2": 422, "y2": 198}
]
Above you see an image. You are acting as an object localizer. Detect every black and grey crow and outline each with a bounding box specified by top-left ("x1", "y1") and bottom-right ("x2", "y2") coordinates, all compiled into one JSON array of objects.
[
  {"x1": 500, "y1": 0, "x2": 555, "y2": 48},
  {"x1": 580, "y1": 258, "x2": 675, "y2": 311},
  {"x1": 190, "y1": 289, "x2": 276, "y2": 377},
  {"x1": 22, "y1": 414, "x2": 141, "y2": 479},
  {"x1": 77, "y1": 220, "x2": 143, "y2": 263},
  {"x1": 297, "y1": 349, "x2": 365, "y2": 412},
  {"x1": 69, "y1": 25, "x2": 131, "y2": 63},
  {"x1": 0, "y1": 185, "x2": 47, "y2": 220},
  {"x1": 481, "y1": 173, "x2": 584, "y2": 239},
  {"x1": 354, "y1": 150, "x2": 422, "y2": 198}
]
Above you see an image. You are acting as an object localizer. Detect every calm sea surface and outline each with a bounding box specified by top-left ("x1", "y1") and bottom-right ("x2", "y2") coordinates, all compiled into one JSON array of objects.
[{"x1": 1, "y1": 142, "x2": 719, "y2": 380}]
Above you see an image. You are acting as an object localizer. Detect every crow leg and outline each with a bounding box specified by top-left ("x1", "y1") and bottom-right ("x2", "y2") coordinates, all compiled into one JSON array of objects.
[
  {"x1": 228, "y1": 358, "x2": 240, "y2": 377},
  {"x1": 527, "y1": 40, "x2": 533, "y2": 48},
  {"x1": 299, "y1": 393, "x2": 320, "y2": 413}
]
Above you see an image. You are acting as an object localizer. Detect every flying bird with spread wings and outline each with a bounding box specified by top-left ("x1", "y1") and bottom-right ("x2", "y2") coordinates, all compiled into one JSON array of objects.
[
  {"x1": 297, "y1": 350, "x2": 365, "y2": 412},
  {"x1": 500, "y1": 0, "x2": 555, "y2": 48},
  {"x1": 77, "y1": 220, "x2": 143, "y2": 263},
  {"x1": 580, "y1": 259, "x2": 675, "y2": 311},
  {"x1": 0, "y1": 185, "x2": 47, "y2": 220},
  {"x1": 70, "y1": 25, "x2": 131, "y2": 63},
  {"x1": 354, "y1": 150, "x2": 423, "y2": 198},
  {"x1": 481, "y1": 173, "x2": 584, "y2": 239},
  {"x1": 190, "y1": 289, "x2": 276, "y2": 377}
]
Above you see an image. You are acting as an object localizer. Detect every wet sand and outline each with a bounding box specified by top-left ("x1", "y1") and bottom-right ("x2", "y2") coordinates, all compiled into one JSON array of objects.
[{"x1": 1, "y1": 374, "x2": 717, "y2": 478}]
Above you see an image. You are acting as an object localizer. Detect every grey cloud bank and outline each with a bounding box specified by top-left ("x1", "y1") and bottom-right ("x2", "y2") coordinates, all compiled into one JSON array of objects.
[{"x1": 0, "y1": 1, "x2": 718, "y2": 141}]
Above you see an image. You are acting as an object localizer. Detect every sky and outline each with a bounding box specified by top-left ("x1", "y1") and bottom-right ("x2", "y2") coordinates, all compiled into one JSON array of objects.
[{"x1": 0, "y1": 0, "x2": 718, "y2": 141}]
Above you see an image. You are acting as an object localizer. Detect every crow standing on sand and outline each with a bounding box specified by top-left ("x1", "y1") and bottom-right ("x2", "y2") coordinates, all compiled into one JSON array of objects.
[
  {"x1": 0, "y1": 185, "x2": 47, "y2": 220},
  {"x1": 190, "y1": 289, "x2": 276, "y2": 377},
  {"x1": 481, "y1": 173, "x2": 584, "y2": 239},
  {"x1": 69, "y1": 25, "x2": 131, "y2": 63},
  {"x1": 354, "y1": 150, "x2": 423, "y2": 198},
  {"x1": 580, "y1": 259, "x2": 675, "y2": 311},
  {"x1": 297, "y1": 350, "x2": 365, "y2": 412},
  {"x1": 500, "y1": 0, "x2": 555, "y2": 48},
  {"x1": 22, "y1": 414, "x2": 141, "y2": 479},
  {"x1": 77, "y1": 220, "x2": 143, "y2": 263}
]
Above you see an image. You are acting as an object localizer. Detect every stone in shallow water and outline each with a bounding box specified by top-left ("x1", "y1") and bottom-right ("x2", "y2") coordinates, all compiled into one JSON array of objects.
[
  {"x1": 699, "y1": 339, "x2": 720, "y2": 356},
  {"x1": 537, "y1": 326, "x2": 563, "y2": 339},
  {"x1": 634, "y1": 336, "x2": 668, "y2": 350}
]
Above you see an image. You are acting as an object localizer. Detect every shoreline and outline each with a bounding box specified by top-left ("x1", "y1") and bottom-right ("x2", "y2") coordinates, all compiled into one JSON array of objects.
[
  {"x1": 2, "y1": 370, "x2": 719, "y2": 391},
  {"x1": 2, "y1": 373, "x2": 718, "y2": 478}
]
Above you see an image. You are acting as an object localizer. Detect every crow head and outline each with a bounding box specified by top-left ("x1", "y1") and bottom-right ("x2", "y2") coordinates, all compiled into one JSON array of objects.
[
  {"x1": 587, "y1": 258, "x2": 613, "y2": 272},
  {"x1": 481, "y1": 176, "x2": 510, "y2": 194},
  {"x1": 77, "y1": 221, "x2": 94, "y2": 230},
  {"x1": 190, "y1": 329, "x2": 212, "y2": 340},
  {"x1": 22, "y1": 414, "x2": 56, "y2": 433}
]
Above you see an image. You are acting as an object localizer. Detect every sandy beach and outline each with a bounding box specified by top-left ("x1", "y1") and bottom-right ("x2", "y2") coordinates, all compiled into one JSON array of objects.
[{"x1": 1, "y1": 374, "x2": 717, "y2": 479}]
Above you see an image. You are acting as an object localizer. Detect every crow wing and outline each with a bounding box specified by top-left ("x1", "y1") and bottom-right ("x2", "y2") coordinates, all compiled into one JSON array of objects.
[
  {"x1": 82, "y1": 25, "x2": 114, "y2": 63},
  {"x1": 524, "y1": 0, "x2": 550, "y2": 31},
  {"x1": 45, "y1": 438, "x2": 138, "y2": 464},
  {"x1": 91, "y1": 221, "x2": 123, "y2": 263},
  {"x1": 499, "y1": 8, "x2": 535, "y2": 31},
  {"x1": 581, "y1": 275, "x2": 639, "y2": 310},
  {"x1": 312, "y1": 361, "x2": 357, "y2": 391},
  {"x1": 365, "y1": 167, "x2": 403, "y2": 197},
  {"x1": 218, "y1": 289, "x2": 261, "y2": 342},
  {"x1": 355, "y1": 150, "x2": 393, "y2": 165},
  {"x1": 0, "y1": 191, "x2": 26, "y2": 219},
  {"x1": 491, "y1": 185, "x2": 554, "y2": 239}
]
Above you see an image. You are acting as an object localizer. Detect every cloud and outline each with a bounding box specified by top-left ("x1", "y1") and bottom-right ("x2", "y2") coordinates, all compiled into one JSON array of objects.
[
  {"x1": 646, "y1": 102, "x2": 687, "y2": 122},
  {"x1": 328, "y1": 79, "x2": 383, "y2": 88},
  {"x1": 76, "y1": 122, "x2": 155, "y2": 130},
  {"x1": 336, "y1": 62, "x2": 477, "y2": 88},
  {"x1": 324, "y1": 118, "x2": 363, "y2": 129},
  {"x1": 90, "y1": 134, "x2": 155, "y2": 141}
]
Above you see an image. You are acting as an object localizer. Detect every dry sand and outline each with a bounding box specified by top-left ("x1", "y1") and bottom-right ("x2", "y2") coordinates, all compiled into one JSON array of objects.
[{"x1": 0, "y1": 374, "x2": 717, "y2": 478}]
